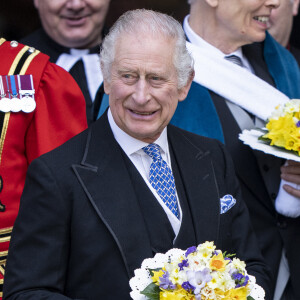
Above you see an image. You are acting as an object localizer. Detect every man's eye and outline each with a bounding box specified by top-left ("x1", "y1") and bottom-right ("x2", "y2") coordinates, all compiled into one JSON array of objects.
[
  {"x1": 151, "y1": 76, "x2": 161, "y2": 81},
  {"x1": 123, "y1": 74, "x2": 132, "y2": 79}
]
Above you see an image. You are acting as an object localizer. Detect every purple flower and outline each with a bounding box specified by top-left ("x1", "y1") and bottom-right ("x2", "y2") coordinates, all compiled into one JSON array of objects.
[
  {"x1": 297, "y1": 120, "x2": 300, "y2": 127},
  {"x1": 182, "y1": 281, "x2": 195, "y2": 293},
  {"x1": 159, "y1": 271, "x2": 176, "y2": 290},
  {"x1": 232, "y1": 273, "x2": 243, "y2": 281},
  {"x1": 178, "y1": 259, "x2": 189, "y2": 270},
  {"x1": 186, "y1": 268, "x2": 212, "y2": 295},
  {"x1": 185, "y1": 246, "x2": 197, "y2": 257},
  {"x1": 232, "y1": 272, "x2": 249, "y2": 288}
]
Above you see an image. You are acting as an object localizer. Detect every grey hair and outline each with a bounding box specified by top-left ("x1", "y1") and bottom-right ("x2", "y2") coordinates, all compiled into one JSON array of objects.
[
  {"x1": 187, "y1": 0, "x2": 197, "y2": 4},
  {"x1": 100, "y1": 9, "x2": 194, "y2": 89}
]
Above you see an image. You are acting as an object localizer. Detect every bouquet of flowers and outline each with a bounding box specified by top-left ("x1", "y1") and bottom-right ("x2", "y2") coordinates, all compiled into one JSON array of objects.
[
  {"x1": 129, "y1": 241, "x2": 265, "y2": 300},
  {"x1": 259, "y1": 99, "x2": 300, "y2": 156}
]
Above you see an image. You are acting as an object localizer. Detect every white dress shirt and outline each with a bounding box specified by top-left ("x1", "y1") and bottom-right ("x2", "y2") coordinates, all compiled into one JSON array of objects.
[{"x1": 108, "y1": 109, "x2": 182, "y2": 237}]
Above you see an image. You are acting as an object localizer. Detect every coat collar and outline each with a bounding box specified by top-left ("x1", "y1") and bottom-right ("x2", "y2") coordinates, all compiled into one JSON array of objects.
[{"x1": 73, "y1": 114, "x2": 153, "y2": 278}]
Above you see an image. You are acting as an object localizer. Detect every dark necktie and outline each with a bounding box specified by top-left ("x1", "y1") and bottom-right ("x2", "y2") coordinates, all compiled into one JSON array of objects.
[
  {"x1": 143, "y1": 143, "x2": 179, "y2": 219},
  {"x1": 224, "y1": 55, "x2": 244, "y2": 67},
  {"x1": 69, "y1": 59, "x2": 92, "y2": 104}
]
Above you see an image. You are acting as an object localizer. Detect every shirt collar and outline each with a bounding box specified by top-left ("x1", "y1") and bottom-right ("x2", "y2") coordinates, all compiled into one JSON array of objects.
[{"x1": 107, "y1": 109, "x2": 169, "y2": 156}]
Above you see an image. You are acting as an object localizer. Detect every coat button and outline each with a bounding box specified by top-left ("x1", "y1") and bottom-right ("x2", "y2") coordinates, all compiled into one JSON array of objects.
[
  {"x1": 10, "y1": 40, "x2": 18, "y2": 48},
  {"x1": 277, "y1": 221, "x2": 287, "y2": 229}
]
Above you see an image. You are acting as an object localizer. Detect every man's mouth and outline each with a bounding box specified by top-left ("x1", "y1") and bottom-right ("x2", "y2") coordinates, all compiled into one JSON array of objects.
[
  {"x1": 253, "y1": 16, "x2": 269, "y2": 24},
  {"x1": 131, "y1": 110, "x2": 156, "y2": 116}
]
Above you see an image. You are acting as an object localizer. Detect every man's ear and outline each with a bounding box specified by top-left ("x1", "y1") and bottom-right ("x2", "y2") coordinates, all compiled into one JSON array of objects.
[
  {"x1": 293, "y1": 0, "x2": 300, "y2": 16},
  {"x1": 178, "y1": 71, "x2": 195, "y2": 102},
  {"x1": 33, "y1": 0, "x2": 39, "y2": 9},
  {"x1": 204, "y1": 0, "x2": 219, "y2": 8},
  {"x1": 103, "y1": 79, "x2": 111, "y2": 95}
]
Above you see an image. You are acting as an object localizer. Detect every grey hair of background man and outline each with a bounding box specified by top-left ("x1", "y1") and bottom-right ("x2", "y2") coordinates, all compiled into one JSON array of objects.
[{"x1": 100, "y1": 9, "x2": 194, "y2": 89}]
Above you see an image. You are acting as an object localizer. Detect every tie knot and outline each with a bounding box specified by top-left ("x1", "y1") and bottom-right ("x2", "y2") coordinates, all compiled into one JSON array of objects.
[
  {"x1": 224, "y1": 55, "x2": 244, "y2": 67},
  {"x1": 142, "y1": 143, "x2": 162, "y2": 161}
]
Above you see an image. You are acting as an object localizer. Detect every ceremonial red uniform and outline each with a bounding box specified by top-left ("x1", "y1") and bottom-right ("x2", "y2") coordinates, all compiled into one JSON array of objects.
[{"x1": 0, "y1": 38, "x2": 87, "y2": 297}]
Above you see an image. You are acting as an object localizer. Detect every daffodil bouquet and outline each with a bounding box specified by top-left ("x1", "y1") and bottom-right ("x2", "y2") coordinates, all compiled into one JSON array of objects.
[
  {"x1": 129, "y1": 241, "x2": 265, "y2": 300},
  {"x1": 259, "y1": 99, "x2": 300, "y2": 155}
]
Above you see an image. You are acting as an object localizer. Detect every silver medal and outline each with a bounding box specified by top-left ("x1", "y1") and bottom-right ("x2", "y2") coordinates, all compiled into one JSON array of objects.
[
  {"x1": 22, "y1": 96, "x2": 36, "y2": 113},
  {"x1": 0, "y1": 97, "x2": 11, "y2": 113},
  {"x1": 10, "y1": 96, "x2": 22, "y2": 112}
]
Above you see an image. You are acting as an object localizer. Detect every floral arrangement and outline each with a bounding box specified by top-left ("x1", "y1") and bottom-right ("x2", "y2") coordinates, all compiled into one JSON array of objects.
[
  {"x1": 259, "y1": 99, "x2": 300, "y2": 155},
  {"x1": 129, "y1": 241, "x2": 265, "y2": 300}
]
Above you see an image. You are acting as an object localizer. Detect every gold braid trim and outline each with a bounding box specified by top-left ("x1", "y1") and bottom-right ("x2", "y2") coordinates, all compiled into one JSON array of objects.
[
  {"x1": 0, "y1": 45, "x2": 39, "y2": 166},
  {"x1": 0, "y1": 251, "x2": 7, "y2": 258},
  {"x1": 0, "y1": 228, "x2": 12, "y2": 235},
  {"x1": 19, "y1": 50, "x2": 40, "y2": 75},
  {"x1": 0, "y1": 237, "x2": 10, "y2": 244},
  {"x1": 0, "y1": 38, "x2": 5, "y2": 46}
]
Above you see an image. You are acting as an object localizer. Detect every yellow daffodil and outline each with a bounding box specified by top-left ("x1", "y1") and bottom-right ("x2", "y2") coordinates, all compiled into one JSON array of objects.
[
  {"x1": 152, "y1": 269, "x2": 165, "y2": 284},
  {"x1": 223, "y1": 286, "x2": 249, "y2": 300},
  {"x1": 209, "y1": 253, "x2": 229, "y2": 272}
]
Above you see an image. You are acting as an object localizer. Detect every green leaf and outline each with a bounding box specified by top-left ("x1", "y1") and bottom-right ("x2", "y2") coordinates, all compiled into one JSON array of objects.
[
  {"x1": 247, "y1": 296, "x2": 255, "y2": 300},
  {"x1": 148, "y1": 268, "x2": 162, "y2": 277},
  {"x1": 223, "y1": 251, "x2": 236, "y2": 258},
  {"x1": 140, "y1": 282, "x2": 160, "y2": 300},
  {"x1": 257, "y1": 135, "x2": 271, "y2": 143}
]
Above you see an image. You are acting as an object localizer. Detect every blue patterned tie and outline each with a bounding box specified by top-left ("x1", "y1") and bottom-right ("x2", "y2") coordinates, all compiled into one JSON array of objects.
[{"x1": 142, "y1": 143, "x2": 179, "y2": 219}]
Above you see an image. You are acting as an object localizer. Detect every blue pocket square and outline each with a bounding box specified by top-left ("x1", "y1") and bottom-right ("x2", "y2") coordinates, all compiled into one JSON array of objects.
[{"x1": 220, "y1": 194, "x2": 236, "y2": 214}]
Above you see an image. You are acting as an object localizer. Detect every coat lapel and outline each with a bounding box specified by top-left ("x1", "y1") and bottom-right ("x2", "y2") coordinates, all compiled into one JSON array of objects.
[
  {"x1": 168, "y1": 126, "x2": 220, "y2": 245},
  {"x1": 72, "y1": 115, "x2": 153, "y2": 277}
]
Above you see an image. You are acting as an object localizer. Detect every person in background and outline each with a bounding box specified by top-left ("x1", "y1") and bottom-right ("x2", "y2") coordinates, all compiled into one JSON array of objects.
[
  {"x1": 267, "y1": 0, "x2": 300, "y2": 65},
  {"x1": 0, "y1": 38, "x2": 87, "y2": 299},
  {"x1": 3, "y1": 10, "x2": 272, "y2": 299},
  {"x1": 168, "y1": 0, "x2": 300, "y2": 299},
  {"x1": 22, "y1": 0, "x2": 111, "y2": 125}
]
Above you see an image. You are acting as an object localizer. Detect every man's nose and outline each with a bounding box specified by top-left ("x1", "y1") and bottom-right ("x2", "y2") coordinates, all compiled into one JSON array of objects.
[
  {"x1": 265, "y1": 0, "x2": 280, "y2": 9},
  {"x1": 66, "y1": 0, "x2": 86, "y2": 10},
  {"x1": 132, "y1": 79, "x2": 151, "y2": 104}
]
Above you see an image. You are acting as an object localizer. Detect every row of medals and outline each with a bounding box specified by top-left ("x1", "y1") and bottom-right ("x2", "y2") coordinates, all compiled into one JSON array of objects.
[{"x1": 0, "y1": 95, "x2": 36, "y2": 113}]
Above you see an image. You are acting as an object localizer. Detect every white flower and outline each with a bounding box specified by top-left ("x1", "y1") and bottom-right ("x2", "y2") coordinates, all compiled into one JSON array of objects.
[{"x1": 232, "y1": 257, "x2": 246, "y2": 271}]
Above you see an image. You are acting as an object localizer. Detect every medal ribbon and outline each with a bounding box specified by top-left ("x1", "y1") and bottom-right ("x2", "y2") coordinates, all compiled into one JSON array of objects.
[
  {"x1": 19, "y1": 75, "x2": 34, "y2": 98},
  {"x1": 2, "y1": 77, "x2": 10, "y2": 99},
  {"x1": 0, "y1": 77, "x2": 4, "y2": 97},
  {"x1": 9, "y1": 75, "x2": 19, "y2": 98}
]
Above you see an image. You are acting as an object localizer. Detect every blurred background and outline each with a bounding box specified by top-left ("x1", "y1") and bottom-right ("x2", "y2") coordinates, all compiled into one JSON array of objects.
[{"x1": 0, "y1": 0, "x2": 299, "y2": 47}]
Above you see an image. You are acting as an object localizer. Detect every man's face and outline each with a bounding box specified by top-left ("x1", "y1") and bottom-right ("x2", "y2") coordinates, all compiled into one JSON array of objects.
[
  {"x1": 267, "y1": 0, "x2": 300, "y2": 46},
  {"x1": 213, "y1": 0, "x2": 280, "y2": 49},
  {"x1": 34, "y1": 0, "x2": 110, "y2": 49},
  {"x1": 104, "y1": 34, "x2": 192, "y2": 143}
]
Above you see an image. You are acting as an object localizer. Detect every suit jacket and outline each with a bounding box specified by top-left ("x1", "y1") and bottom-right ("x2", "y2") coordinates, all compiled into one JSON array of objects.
[
  {"x1": 4, "y1": 113, "x2": 271, "y2": 299},
  {"x1": 171, "y1": 38, "x2": 300, "y2": 298}
]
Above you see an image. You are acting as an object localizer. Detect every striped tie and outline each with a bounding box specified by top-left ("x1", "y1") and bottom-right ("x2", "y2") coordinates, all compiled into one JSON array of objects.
[{"x1": 224, "y1": 55, "x2": 244, "y2": 67}]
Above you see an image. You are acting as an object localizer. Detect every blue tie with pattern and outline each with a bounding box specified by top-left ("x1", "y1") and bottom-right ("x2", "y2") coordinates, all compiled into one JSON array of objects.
[{"x1": 142, "y1": 143, "x2": 179, "y2": 219}]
